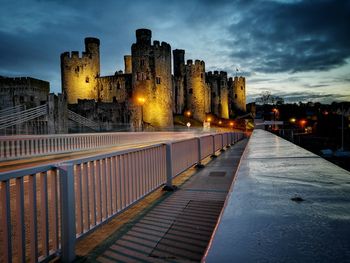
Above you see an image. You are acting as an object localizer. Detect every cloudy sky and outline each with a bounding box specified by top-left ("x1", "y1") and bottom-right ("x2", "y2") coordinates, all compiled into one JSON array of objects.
[{"x1": 0, "y1": 0, "x2": 349, "y2": 103}]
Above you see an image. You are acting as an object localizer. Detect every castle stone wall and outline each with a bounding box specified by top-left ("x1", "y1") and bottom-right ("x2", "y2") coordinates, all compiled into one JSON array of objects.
[
  {"x1": 131, "y1": 29, "x2": 173, "y2": 128},
  {"x1": 61, "y1": 37, "x2": 100, "y2": 104},
  {"x1": 229, "y1": 76, "x2": 246, "y2": 112},
  {"x1": 173, "y1": 49, "x2": 186, "y2": 114},
  {"x1": 97, "y1": 74, "x2": 131, "y2": 103},
  {"x1": 0, "y1": 76, "x2": 49, "y2": 109},
  {"x1": 185, "y1": 60, "x2": 207, "y2": 121},
  {"x1": 206, "y1": 71, "x2": 229, "y2": 119},
  {"x1": 124, "y1": 55, "x2": 132, "y2": 74}
]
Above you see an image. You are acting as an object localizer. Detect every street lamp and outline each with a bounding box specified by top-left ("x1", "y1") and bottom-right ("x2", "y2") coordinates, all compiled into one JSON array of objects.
[
  {"x1": 137, "y1": 97, "x2": 145, "y2": 131},
  {"x1": 272, "y1": 108, "x2": 279, "y2": 130}
]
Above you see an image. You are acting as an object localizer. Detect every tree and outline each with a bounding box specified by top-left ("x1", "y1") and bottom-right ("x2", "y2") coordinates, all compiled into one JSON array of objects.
[{"x1": 255, "y1": 91, "x2": 284, "y2": 105}]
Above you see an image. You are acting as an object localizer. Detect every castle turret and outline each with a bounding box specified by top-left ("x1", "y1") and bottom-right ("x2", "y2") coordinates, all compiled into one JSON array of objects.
[
  {"x1": 229, "y1": 76, "x2": 246, "y2": 113},
  {"x1": 124, "y1": 55, "x2": 132, "y2": 74},
  {"x1": 206, "y1": 71, "x2": 229, "y2": 119},
  {"x1": 61, "y1": 37, "x2": 100, "y2": 104},
  {"x1": 85, "y1": 37, "x2": 100, "y2": 57},
  {"x1": 173, "y1": 49, "x2": 186, "y2": 114},
  {"x1": 131, "y1": 29, "x2": 173, "y2": 128},
  {"x1": 185, "y1": 60, "x2": 207, "y2": 121},
  {"x1": 136, "y1": 29, "x2": 152, "y2": 45}
]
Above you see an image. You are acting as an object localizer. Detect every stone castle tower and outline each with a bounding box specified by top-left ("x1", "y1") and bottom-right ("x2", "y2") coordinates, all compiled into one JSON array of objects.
[
  {"x1": 228, "y1": 76, "x2": 246, "y2": 112},
  {"x1": 185, "y1": 60, "x2": 209, "y2": 122},
  {"x1": 206, "y1": 71, "x2": 229, "y2": 119},
  {"x1": 173, "y1": 49, "x2": 186, "y2": 114},
  {"x1": 61, "y1": 38, "x2": 100, "y2": 104},
  {"x1": 131, "y1": 29, "x2": 173, "y2": 128}
]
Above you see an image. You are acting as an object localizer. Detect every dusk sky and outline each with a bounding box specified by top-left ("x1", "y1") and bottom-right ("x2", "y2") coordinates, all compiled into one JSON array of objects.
[{"x1": 0, "y1": 0, "x2": 349, "y2": 103}]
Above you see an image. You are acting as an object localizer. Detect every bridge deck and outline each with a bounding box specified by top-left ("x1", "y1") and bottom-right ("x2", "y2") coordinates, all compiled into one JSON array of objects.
[
  {"x1": 204, "y1": 129, "x2": 350, "y2": 262},
  {"x1": 74, "y1": 139, "x2": 248, "y2": 262}
]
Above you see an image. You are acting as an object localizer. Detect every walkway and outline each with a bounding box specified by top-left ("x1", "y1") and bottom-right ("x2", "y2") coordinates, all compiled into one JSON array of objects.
[
  {"x1": 75, "y1": 139, "x2": 248, "y2": 262},
  {"x1": 204, "y1": 129, "x2": 350, "y2": 262}
]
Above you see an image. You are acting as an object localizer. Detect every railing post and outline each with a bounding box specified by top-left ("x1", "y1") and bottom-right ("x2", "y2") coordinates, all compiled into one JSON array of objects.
[
  {"x1": 227, "y1": 133, "x2": 232, "y2": 147},
  {"x1": 220, "y1": 134, "x2": 225, "y2": 152},
  {"x1": 211, "y1": 135, "x2": 217, "y2": 158},
  {"x1": 58, "y1": 163, "x2": 76, "y2": 262},
  {"x1": 163, "y1": 143, "x2": 176, "y2": 191},
  {"x1": 195, "y1": 137, "x2": 205, "y2": 168}
]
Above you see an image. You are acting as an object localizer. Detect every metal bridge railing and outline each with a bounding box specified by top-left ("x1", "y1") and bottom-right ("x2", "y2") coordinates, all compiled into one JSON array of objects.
[
  {"x1": 0, "y1": 131, "x2": 245, "y2": 263},
  {"x1": 0, "y1": 105, "x2": 25, "y2": 116},
  {"x1": 67, "y1": 110, "x2": 100, "y2": 132},
  {"x1": 0, "y1": 131, "x2": 209, "y2": 161},
  {"x1": 0, "y1": 104, "x2": 47, "y2": 130}
]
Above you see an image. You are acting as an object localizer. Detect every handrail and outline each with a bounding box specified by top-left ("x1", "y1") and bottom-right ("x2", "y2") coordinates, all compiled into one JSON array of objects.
[{"x1": 0, "y1": 131, "x2": 216, "y2": 161}]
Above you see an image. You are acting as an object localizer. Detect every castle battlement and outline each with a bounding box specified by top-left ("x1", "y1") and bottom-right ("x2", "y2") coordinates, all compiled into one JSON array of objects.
[
  {"x1": 186, "y1": 59, "x2": 205, "y2": 70},
  {"x1": 207, "y1": 71, "x2": 228, "y2": 78},
  {"x1": 234, "y1": 76, "x2": 245, "y2": 83},
  {"x1": 0, "y1": 76, "x2": 50, "y2": 87},
  {"x1": 60, "y1": 51, "x2": 93, "y2": 60},
  {"x1": 151, "y1": 40, "x2": 171, "y2": 51}
]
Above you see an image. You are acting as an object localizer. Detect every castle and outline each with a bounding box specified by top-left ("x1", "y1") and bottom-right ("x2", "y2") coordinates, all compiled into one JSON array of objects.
[{"x1": 61, "y1": 29, "x2": 246, "y2": 129}]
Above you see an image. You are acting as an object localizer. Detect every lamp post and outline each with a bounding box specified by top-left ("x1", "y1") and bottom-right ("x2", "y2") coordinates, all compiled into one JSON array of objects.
[
  {"x1": 137, "y1": 97, "x2": 145, "y2": 131},
  {"x1": 272, "y1": 108, "x2": 278, "y2": 130}
]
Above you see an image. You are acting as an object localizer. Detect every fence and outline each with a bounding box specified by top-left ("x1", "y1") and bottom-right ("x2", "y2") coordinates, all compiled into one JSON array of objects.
[
  {"x1": 0, "y1": 132, "x2": 244, "y2": 263},
  {"x1": 0, "y1": 131, "x2": 202, "y2": 161}
]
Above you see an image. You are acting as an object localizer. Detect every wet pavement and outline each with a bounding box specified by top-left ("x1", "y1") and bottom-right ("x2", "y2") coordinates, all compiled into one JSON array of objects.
[{"x1": 204, "y1": 129, "x2": 350, "y2": 263}]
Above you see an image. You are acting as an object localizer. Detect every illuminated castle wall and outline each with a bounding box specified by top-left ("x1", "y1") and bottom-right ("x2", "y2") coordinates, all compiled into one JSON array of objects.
[
  {"x1": 185, "y1": 60, "x2": 209, "y2": 121},
  {"x1": 61, "y1": 38, "x2": 100, "y2": 104},
  {"x1": 61, "y1": 28, "x2": 246, "y2": 129},
  {"x1": 206, "y1": 71, "x2": 229, "y2": 119},
  {"x1": 131, "y1": 29, "x2": 173, "y2": 128}
]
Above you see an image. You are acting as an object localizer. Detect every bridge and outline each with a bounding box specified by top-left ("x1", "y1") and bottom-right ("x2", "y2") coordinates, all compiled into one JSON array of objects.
[
  {"x1": 1, "y1": 130, "x2": 349, "y2": 262},
  {"x1": 0, "y1": 103, "x2": 108, "y2": 135}
]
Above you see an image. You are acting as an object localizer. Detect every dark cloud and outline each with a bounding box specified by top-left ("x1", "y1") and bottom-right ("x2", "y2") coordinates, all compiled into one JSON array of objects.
[
  {"x1": 0, "y1": 0, "x2": 349, "y2": 99},
  {"x1": 227, "y1": 0, "x2": 350, "y2": 73}
]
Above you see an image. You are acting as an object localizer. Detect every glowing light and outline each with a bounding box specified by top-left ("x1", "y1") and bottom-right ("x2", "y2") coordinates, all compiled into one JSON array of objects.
[
  {"x1": 137, "y1": 97, "x2": 145, "y2": 104},
  {"x1": 229, "y1": 122, "x2": 234, "y2": 126},
  {"x1": 290, "y1": 118, "x2": 296, "y2": 123},
  {"x1": 185, "y1": 111, "x2": 191, "y2": 117},
  {"x1": 207, "y1": 117, "x2": 212, "y2": 122},
  {"x1": 300, "y1": 120, "x2": 307, "y2": 127},
  {"x1": 218, "y1": 121, "x2": 222, "y2": 125}
]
